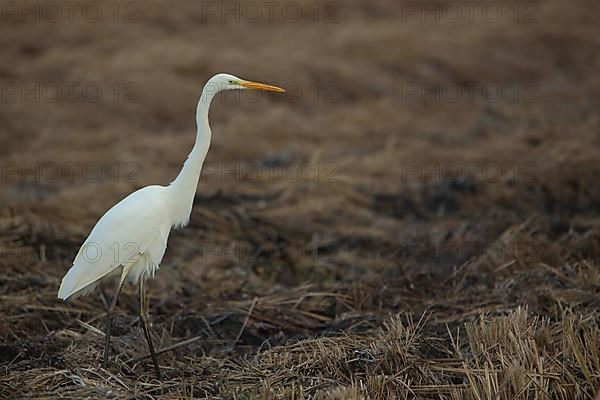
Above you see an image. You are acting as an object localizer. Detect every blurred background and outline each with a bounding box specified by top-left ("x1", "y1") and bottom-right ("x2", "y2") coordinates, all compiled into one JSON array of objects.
[{"x1": 1, "y1": 0, "x2": 600, "y2": 398}]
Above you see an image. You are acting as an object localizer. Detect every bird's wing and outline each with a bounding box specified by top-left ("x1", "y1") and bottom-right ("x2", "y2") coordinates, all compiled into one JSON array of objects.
[{"x1": 58, "y1": 185, "x2": 171, "y2": 300}]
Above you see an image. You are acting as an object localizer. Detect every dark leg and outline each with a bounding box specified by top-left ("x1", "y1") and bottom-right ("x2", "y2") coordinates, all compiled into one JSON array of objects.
[
  {"x1": 139, "y1": 279, "x2": 161, "y2": 379},
  {"x1": 103, "y1": 279, "x2": 125, "y2": 368}
]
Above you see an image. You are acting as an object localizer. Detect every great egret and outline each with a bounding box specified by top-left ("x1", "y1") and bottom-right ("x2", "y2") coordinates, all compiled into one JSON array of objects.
[{"x1": 58, "y1": 73, "x2": 286, "y2": 378}]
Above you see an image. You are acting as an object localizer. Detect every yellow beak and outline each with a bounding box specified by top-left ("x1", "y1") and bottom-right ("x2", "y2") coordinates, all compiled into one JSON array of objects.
[{"x1": 239, "y1": 80, "x2": 286, "y2": 93}]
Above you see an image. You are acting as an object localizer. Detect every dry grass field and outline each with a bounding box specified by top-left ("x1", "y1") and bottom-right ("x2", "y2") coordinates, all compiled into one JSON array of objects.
[{"x1": 1, "y1": 0, "x2": 600, "y2": 398}]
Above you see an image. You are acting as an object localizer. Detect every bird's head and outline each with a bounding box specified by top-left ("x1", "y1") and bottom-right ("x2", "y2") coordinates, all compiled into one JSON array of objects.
[{"x1": 207, "y1": 73, "x2": 286, "y2": 94}]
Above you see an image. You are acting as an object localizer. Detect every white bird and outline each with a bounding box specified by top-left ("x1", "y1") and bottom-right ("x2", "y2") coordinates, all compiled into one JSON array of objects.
[{"x1": 58, "y1": 73, "x2": 286, "y2": 378}]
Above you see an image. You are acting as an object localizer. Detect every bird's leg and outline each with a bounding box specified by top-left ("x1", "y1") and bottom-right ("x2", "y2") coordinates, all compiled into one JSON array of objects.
[
  {"x1": 103, "y1": 278, "x2": 125, "y2": 369},
  {"x1": 139, "y1": 278, "x2": 162, "y2": 379}
]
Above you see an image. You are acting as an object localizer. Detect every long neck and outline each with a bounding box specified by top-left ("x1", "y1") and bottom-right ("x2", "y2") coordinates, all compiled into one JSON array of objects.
[{"x1": 168, "y1": 87, "x2": 215, "y2": 226}]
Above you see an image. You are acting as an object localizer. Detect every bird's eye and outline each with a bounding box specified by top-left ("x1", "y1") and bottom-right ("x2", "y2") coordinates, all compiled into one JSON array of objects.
[{"x1": 228, "y1": 80, "x2": 233, "y2": 84}]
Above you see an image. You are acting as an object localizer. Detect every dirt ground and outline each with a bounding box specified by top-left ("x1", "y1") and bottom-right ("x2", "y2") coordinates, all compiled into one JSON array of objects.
[{"x1": 1, "y1": 0, "x2": 600, "y2": 398}]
